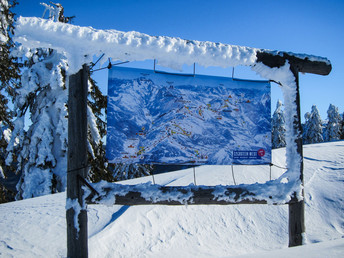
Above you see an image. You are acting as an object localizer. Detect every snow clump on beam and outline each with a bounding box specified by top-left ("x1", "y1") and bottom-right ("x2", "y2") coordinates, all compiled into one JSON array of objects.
[
  {"x1": 13, "y1": 16, "x2": 257, "y2": 74},
  {"x1": 13, "y1": 17, "x2": 331, "y2": 75}
]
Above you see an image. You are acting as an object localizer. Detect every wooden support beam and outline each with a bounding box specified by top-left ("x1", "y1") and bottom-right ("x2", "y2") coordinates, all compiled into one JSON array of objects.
[
  {"x1": 255, "y1": 53, "x2": 307, "y2": 247},
  {"x1": 66, "y1": 65, "x2": 89, "y2": 258},
  {"x1": 256, "y1": 51, "x2": 332, "y2": 76},
  {"x1": 288, "y1": 65, "x2": 305, "y2": 247},
  {"x1": 85, "y1": 184, "x2": 301, "y2": 206},
  {"x1": 256, "y1": 50, "x2": 318, "y2": 247}
]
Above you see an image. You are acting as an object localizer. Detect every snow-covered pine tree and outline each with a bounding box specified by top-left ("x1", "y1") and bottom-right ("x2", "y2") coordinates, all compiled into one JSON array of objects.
[
  {"x1": 271, "y1": 100, "x2": 286, "y2": 149},
  {"x1": 6, "y1": 49, "x2": 136, "y2": 198},
  {"x1": 112, "y1": 163, "x2": 152, "y2": 181},
  {"x1": 6, "y1": 48, "x2": 69, "y2": 199},
  {"x1": 324, "y1": 104, "x2": 342, "y2": 142},
  {"x1": 87, "y1": 75, "x2": 117, "y2": 182},
  {"x1": 0, "y1": 0, "x2": 19, "y2": 202},
  {"x1": 303, "y1": 105, "x2": 324, "y2": 144},
  {"x1": 5, "y1": 3, "x2": 112, "y2": 199},
  {"x1": 0, "y1": 0, "x2": 18, "y2": 175},
  {"x1": 302, "y1": 112, "x2": 310, "y2": 141},
  {"x1": 0, "y1": 0, "x2": 19, "y2": 85},
  {"x1": 341, "y1": 112, "x2": 344, "y2": 140},
  {"x1": 5, "y1": 3, "x2": 150, "y2": 199}
]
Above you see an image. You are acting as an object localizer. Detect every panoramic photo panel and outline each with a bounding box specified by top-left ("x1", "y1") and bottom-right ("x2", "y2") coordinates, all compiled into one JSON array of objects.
[{"x1": 106, "y1": 66, "x2": 271, "y2": 165}]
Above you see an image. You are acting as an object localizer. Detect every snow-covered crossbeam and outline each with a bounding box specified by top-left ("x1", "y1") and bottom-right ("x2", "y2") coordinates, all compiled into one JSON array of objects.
[
  {"x1": 85, "y1": 181, "x2": 299, "y2": 206},
  {"x1": 14, "y1": 17, "x2": 331, "y2": 75}
]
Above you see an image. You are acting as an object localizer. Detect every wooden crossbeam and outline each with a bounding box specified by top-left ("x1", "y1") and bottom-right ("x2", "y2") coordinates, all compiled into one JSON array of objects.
[
  {"x1": 256, "y1": 51, "x2": 332, "y2": 76},
  {"x1": 85, "y1": 184, "x2": 300, "y2": 206}
]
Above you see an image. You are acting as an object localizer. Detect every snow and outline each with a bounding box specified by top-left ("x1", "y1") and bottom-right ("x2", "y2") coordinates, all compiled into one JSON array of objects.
[
  {"x1": 0, "y1": 0, "x2": 9, "y2": 42},
  {"x1": 13, "y1": 17, "x2": 330, "y2": 75},
  {"x1": 252, "y1": 61, "x2": 303, "y2": 199},
  {"x1": 236, "y1": 238, "x2": 344, "y2": 258},
  {"x1": 66, "y1": 198, "x2": 83, "y2": 234},
  {"x1": 90, "y1": 176, "x2": 294, "y2": 205},
  {"x1": 12, "y1": 17, "x2": 255, "y2": 74},
  {"x1": 0, "y1": 141, "x2": 343, "y2": 257},
  {"x1": 5, "y1": 50, "x2": 69, "y2": 199},
  {"x1": 263, "y1": 49, "x2": 331, "y2": 66}
]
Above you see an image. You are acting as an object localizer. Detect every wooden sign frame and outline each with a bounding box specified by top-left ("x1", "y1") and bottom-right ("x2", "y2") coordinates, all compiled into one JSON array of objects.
[{"x1": 67, "y1": 51, "x2": 331, "y2": 257}]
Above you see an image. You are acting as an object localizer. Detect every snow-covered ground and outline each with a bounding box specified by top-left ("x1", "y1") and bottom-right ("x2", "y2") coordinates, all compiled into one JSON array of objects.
[{"x1": 0, "y1": 141, "x2": 343, "y2": 257}]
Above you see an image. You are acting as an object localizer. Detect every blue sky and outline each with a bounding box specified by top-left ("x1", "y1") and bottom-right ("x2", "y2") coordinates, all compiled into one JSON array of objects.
[{"x1": 14, "y1": 0, "x2": 344, "y2": 121}]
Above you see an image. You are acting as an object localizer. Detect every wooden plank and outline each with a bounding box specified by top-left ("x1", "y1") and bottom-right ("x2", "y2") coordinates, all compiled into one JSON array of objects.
[
  {"x1": 289, "y1": 198, "x2": 305, "y2": 246},
  {"x1": 288, "y1": 65, "x2": 305, "y2": 247},
  {"x1": 256, "y1": 51, "x2": 332, "y2": 76},
  {"x1": 66, "y1": 65, "x2": 89, "y2": 258},
  {"x1": 85, "y1": 184, "x2": 300, "y2": 206}
]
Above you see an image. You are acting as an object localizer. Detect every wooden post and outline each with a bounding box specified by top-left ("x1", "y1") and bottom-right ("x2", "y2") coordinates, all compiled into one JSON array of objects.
[
  {"x1": 255, "y1": 51, "x2": 326, "y2": 248},
  {"x1": 288, "y1": 64, "x2": 305, "y2": 247},
  {"x1": 66, "y1": 65, "x2": 89, "y2": 258}
]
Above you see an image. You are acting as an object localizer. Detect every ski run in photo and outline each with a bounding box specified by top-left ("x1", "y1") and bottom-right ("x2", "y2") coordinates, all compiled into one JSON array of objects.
[{"x1": 0, "y1": 1, "x2": 343, "y2": 257}]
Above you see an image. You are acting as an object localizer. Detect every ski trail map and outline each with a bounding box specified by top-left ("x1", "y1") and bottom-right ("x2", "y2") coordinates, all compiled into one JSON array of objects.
[{"x1": 106, "y1": 66, "x2": 271, "y2": 165}]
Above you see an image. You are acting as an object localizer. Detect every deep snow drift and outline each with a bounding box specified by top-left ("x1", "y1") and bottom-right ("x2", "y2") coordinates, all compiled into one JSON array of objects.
[{"x1": 0, "y1": 141, "x2": 343, "y2": 257}]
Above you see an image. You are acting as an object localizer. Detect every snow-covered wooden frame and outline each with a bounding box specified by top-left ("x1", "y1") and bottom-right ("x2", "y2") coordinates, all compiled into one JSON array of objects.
[
  {"x1": 83, "y1": 50, "x2": 331, "y2": 206},
  {"x1": 14, "y1": 17, "x2": 331, "y2": 253},
  {"x1": 15, "y1": 17, "x2": 330, "y2": 206}
]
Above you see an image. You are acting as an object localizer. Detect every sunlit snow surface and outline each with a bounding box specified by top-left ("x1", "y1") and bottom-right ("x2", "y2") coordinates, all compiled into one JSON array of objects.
[
  {"x1": 1, "y1": 141, "x2": 343, "y2": 257},
  {"x1": 106, "y1": 67, "x2": 271, "y2": 165},
  {"x1": 14, "y1": 17, "x2": 330, "y2": 75}
]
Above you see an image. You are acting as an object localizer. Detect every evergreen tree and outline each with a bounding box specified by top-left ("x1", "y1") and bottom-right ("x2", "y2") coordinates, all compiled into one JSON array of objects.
[
  {"x1": 5, "y1": 3, "x2": 151, "y2": 199},
  {"x1": 0, "y1": 0, "x2": 19, "y2": 202},
  {"x1": 4, "y1": 3, "x2": 107, "y2": 199},
  {"x1": 0, "y1": 0, "x2": 19, "y2": 86},
  {"x1": 6, "y1": 48, "x2": 69, "y2": 199},
  {"x1": 302, "y1": 112, "x2": 310, "y2": 141},
  {"x1": 324, "y1": 104, "x2": 342, "y2": 142},
  {"x1": 87, "y1": 75, "x2": 116, "y2": 183},
  {"x1": 271, "y1": 100, "x2": 286, "y2": 149},
  {"x1": 303, "y1": 105, "x2": 324, "y2": 144},
  {"x1": 112, "y1": 163, "x2": 152, "y2": 181},
  {"x1": 340, "y1": 113, "x2": 344, "y2": 140},
  {"x1": 0, "y1": 0, "x2": 18, "y2": 176}
]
